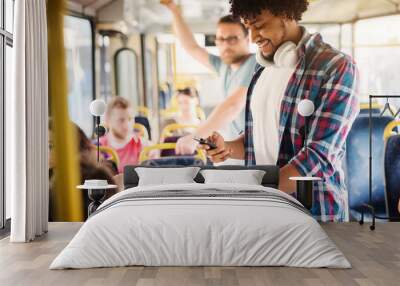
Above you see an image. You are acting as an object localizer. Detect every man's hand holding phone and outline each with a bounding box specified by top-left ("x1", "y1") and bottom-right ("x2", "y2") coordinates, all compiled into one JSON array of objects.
[{"x1": 197, "y1": 132, "x2": 232, "y2": 163}]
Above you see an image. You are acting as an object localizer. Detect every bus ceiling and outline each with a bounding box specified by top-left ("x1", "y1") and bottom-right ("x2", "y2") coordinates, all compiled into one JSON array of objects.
[{"x1": 67, "y1": 0, "x2": 400, "y2": 33}]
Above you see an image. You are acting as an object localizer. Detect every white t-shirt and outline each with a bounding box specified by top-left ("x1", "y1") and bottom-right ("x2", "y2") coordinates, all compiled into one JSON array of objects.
[
  {"x1": 250, "y1": 32, "x2": 309, "y2": 165},
  {"x1": 251, "y1": 63, "x2": 295, "y2": 165}
]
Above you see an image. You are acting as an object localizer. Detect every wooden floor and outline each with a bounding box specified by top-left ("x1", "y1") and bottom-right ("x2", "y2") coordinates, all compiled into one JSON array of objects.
[{"x1": 0, "y1": 222, "x2": 399, "y2": 286}]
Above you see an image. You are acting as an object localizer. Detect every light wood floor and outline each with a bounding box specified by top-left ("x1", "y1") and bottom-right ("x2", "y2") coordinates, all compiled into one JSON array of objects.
[{"x1": 0, "y1": 222, "x2": 399, "y2": 286}]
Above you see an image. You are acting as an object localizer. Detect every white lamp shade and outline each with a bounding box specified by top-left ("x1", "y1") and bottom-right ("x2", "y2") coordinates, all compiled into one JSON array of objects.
[
  {"x1": 298, "y1": 99, "x2": 315, "y2": 117},
  {"x1": 90, "y1": 99, "x2": 106, "y2": 117}
]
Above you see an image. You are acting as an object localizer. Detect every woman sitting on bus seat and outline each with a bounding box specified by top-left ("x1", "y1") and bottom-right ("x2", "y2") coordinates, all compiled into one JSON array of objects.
[
  {"x1": 100, "y1": 97, "x2": 142, "y2": 173},
  {"x1": 161, "y1": 87, "x2": 202, "y2": 141},
  {"x1": 154, "y1": 88, "x2": 203, "y2": 158},
  {"x1": 49, "y1": 122, "x2": 119, "y2": 221}
]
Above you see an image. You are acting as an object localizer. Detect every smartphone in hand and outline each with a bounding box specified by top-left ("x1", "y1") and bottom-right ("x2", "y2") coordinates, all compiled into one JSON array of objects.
[{"x1": 193, "y1": 137, "x2": 217, "y2": 150}]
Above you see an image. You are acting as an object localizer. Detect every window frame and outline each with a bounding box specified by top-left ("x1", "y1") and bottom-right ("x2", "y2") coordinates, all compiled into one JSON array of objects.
[
  {"x1": 353, "y1": 15, "x2": 400, "y2": 97},
  {"x1": 114, "y1": 47, "x2": 140, "y2": 106},
  {"x1": 63, "y1": 13, "x2": 96, "y2": 136}
]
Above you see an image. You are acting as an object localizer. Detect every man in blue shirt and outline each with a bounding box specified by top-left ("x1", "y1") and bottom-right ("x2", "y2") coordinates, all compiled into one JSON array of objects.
[{"x1": 162, "y1": 0, "x2": 256, "y2": 160}]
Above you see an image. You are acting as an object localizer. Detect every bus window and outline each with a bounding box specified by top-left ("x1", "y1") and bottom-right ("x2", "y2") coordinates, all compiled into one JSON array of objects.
[
  {"x1": 304, "y1": 24, "x2": 341, "y2": 50},
  {"x1": 64, "y1": 15, "x2": 94, "y2": 137},
  {"x1": 115, "y1": 48, "x2": 139, "y2": 109},
  {"x1": 340, "y1": 24, "x2": 353, "y2": 57},
  {"x1": 145, "y1": 49, "x2": 154, "y2": 110},
  {"x1": 157, "y1": 44, "x2": 171, "y2": 85},
  {"x1": 354, "y1": 15, "x2": 400, "y2": 98}
]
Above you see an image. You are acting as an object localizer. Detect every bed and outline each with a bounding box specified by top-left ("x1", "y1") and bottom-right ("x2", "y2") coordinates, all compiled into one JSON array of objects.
[{"x1": 50, "y1": 165, "x2": 350, "y2": 269}]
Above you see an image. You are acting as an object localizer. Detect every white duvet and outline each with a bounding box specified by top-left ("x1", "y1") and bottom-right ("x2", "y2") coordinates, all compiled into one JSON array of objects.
[{"x1": 50, "y1": 183, "x2": 351, "y2": 269}]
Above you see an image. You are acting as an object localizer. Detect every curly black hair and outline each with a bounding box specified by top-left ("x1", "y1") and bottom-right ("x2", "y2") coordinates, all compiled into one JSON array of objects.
[{"x1": 229, "y1": 0, "x2": 309, "y2": 22}]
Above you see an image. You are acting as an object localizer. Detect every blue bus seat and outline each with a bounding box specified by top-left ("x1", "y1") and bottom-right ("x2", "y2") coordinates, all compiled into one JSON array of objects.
[
  {"x1": 159, "y1": 90, "x2": 167, "y2": 110},
  {"x1": 135, "y1": 116, "x2": 151, "y2": 140},
  {"x1": 359, "y1": 108, "x2": 381, "y2": 115},
  {"x1": 345, "y1": 114, "x2": 393, "y2": 221},
  {"x1": 141, "y1": 157, "x2": 205, "y2": 167},
  {"x1": 384, "y1": 135, "x2": 400, "y2": 220}
]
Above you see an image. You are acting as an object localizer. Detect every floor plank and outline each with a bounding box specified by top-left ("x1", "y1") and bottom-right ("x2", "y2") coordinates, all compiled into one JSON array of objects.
[{"x1": 0, "y1": 222, "x2": 399, "y2": 286}]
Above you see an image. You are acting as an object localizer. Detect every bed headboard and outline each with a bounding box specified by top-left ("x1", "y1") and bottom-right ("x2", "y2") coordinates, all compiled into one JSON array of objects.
[{"x1": 123, "y1": 165, "x2": 280, "y2": 190}]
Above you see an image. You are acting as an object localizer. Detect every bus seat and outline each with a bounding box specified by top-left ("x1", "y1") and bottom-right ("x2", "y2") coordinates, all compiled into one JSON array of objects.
[
  {"x1": 99, "y1": 146, "x2": 120, "y2": 167},
  {"x1": 161, "y1": 123, "x2": 198, "y2": 139},
  {"x1": 138, "y1": 106, "x2": 150, "y2": 118},
  {"x1": 161, "y1": 107, "x2": 205, "y2": 122},
  {"x1": 135, "y1": 116, "x2": 151, "y2": 140},
  {"x1": 383, "y1": 121, "x2": 400, "y2": 221},
  {"x1": 133, "y1": 123, "x2": 148, "y2": 140},
  {"x1": 160, "y1": 108, "x2": 179, "y2": 119},
  {"x1": 169, "y1": 94, "x2": 178, "y2": 110},
  {"x1": 160, "y1": 109, "x2": 178, "y2": 119},
  {"x1": 359, "y1": 102, "x2": 382, "y2": 115},
  {"x1": 159, "y1": 90, "x2": 167, "y2": 110},
  {"x1": 160, "y1": 136, "x2": 181, "y2": 157},
  {"x1": 139, "y1": 143, "x2": 206, "y2": 166},
  {"x1": 141, "y1": 157, "x2": 205, "y2": 167},
  {"x1": 159, "y1": 90, "x2": 169, "y2": 110},
  {"x1": 345, "y1": 114, "x2": 393, "y2": 221},
  {"x1": 359, "y1": 109, "x2": 381, "y2": 115}
]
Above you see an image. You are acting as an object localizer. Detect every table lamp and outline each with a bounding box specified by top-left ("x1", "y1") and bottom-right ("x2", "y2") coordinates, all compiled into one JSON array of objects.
[{"x1": 89, "y1": 99, "x2": 107, "y2": 163}]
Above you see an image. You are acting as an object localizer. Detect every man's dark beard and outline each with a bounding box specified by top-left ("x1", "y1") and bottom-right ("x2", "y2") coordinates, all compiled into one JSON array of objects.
[
  {"x1": 264, "y1": 20, "x2": 287, "y2": 63},
  {"x1": 265, "y1": 52, "x2": 275, "y2": 62}
]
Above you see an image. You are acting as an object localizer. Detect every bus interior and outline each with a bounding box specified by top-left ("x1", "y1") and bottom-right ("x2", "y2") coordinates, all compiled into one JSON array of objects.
[{"x1": 62, "y1": 0, "x2": 400, "y2": 221}]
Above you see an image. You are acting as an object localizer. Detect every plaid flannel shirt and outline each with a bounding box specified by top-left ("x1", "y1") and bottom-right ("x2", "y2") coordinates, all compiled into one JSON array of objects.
[{"x1": 244, "y1": 32, "x2": 360, "y2": 222}]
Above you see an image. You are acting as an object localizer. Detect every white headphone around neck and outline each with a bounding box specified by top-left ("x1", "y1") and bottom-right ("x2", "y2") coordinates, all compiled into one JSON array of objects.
[{"x1": 256, "y1": 41, "x2": 298, "y2": 68}]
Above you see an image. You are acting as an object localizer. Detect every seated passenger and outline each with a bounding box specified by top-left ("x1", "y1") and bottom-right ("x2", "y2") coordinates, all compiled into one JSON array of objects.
[
  {"x1": 161, "y1": 87, "x2": 202, "y2": 139},
  {"x1": 175, "y1": 87, "x2": 202, "y2": 126},
  {"x1": 49, "y1": 121, "x2": 118, "y2": 221},
  {"x1": 100, "y1": 96, "x2": 142, "y2": 173},
  {"x1": 75, "y1": 124, "x2": 118, "y2": 175}
]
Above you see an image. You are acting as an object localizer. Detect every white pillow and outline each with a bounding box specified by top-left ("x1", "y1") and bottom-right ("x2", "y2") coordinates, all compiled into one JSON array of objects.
[
  {"x1": 136, "y1": 167, "x2": 201, "y2": 186},
  {"x1": 200, "y1": 169, "x2": 266, "y2": 185}
]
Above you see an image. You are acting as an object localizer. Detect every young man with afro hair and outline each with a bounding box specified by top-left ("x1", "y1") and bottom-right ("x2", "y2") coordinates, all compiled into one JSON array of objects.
[{"x1": 204, "y1": 0, "x2": 360, "y2": 222}]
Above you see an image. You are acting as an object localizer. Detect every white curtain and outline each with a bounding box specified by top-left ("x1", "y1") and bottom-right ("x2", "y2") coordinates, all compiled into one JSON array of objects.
[{"x1": 7, "y1": 0, "x2": 49, "y2": 242}]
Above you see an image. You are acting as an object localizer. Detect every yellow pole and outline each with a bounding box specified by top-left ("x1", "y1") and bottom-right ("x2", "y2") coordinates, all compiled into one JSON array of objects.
[
  {"x1": 171, "y1": 43, "x2": 178, "y2": 88},
  {"x1": 47, "y1": 0, "x2": 83, "y2": 221}
]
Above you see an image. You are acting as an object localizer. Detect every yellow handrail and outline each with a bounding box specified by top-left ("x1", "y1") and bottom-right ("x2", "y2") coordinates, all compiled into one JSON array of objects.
[
  {"x1": 169, "y1": 95, "x2": 178, "y2": 110},
  {"x1": 360, "y1": 102, "x2": 382, "y2": 110},
  {"x1": 138, "y1": 106, "x2": 150, "y2": 117},
  {"x1": 161, "y1": 123, "x2": 198, "y2": 138},
  {"x1": 160, "y1": 107, "x2": 206, "y2": 121},
  {"x1": 139, "y1": 143, "x2": 207, "y2": 164},
  {"x1": 196, "y1": 107, "x2": 206, "y2": 121},
  {"x1": 384, "y1": 121, "x2": 400, "y2": 141},
  {"x1": 99, "y1": 146, "x2": 120, "y2": 166},
  {"x1": 160, "y1": 108, "x2": 178, "y2": 118}
]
